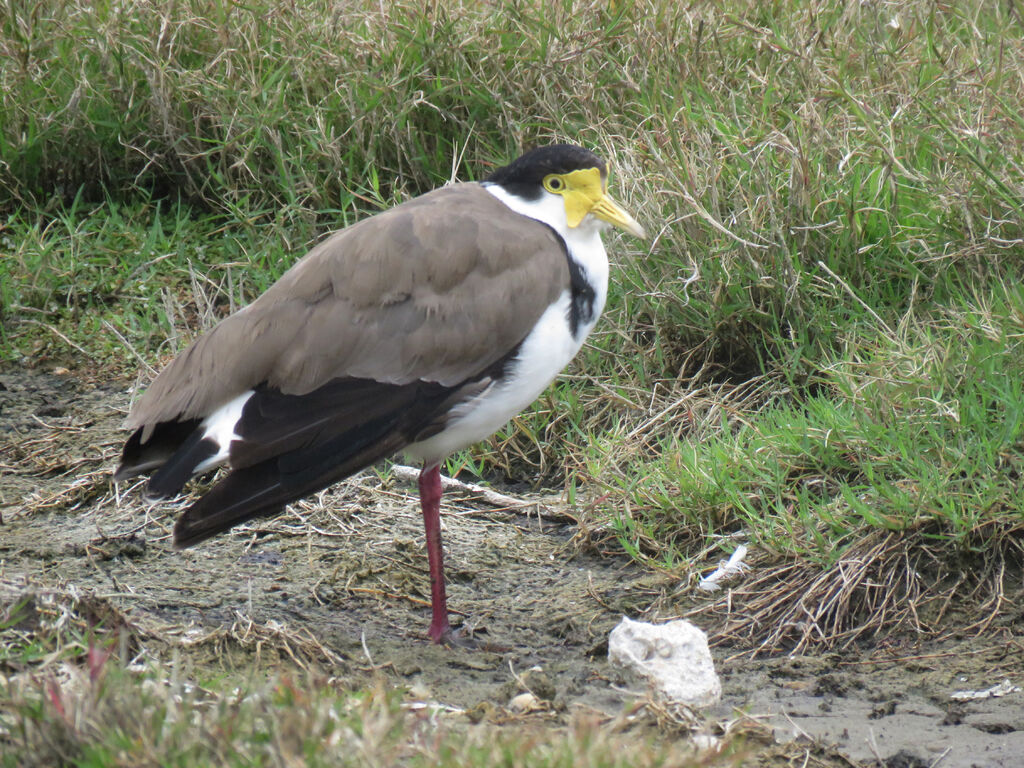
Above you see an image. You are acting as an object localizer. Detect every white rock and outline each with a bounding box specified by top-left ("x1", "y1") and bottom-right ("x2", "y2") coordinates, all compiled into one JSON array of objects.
[
  {"x1": 508, "y1": 692, "x2": 543, "y2": 713},
  {"x1": 608, "y1": 617, "x2": 721, "y2": 707}
]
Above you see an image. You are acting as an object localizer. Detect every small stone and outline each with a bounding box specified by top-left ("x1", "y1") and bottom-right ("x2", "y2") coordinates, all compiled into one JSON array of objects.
[
  {"x1": 464, "y1": 700, "x2": 495, "y2": 723},
  {"x1": 608, "y1": 617, "x2": 721, "y2": 707},
  {"x1": 407, "y1": 681, "x2": 432, "y2": 701},
  {"x1": 690, "y1": 733, "x2": 720, "y2": 750},
  {"x1": 508, "y1": 692, "x2": 542, "y2": 713}
]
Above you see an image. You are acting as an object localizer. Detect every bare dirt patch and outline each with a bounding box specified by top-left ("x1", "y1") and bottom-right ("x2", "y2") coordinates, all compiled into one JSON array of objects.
[{"x1": 3, "y1": 367, "x2": 1023, "y2": 766}]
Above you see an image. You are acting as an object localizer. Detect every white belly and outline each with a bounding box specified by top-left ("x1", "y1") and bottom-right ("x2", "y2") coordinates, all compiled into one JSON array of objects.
[{"x1": 405, "y1": 290, "x2": 591, "y2": 464}]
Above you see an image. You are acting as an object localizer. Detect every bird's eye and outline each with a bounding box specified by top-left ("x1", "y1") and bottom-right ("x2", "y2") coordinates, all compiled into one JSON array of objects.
[{"x1": 543, "y1": 175, "x2": 564, "y2": 193}]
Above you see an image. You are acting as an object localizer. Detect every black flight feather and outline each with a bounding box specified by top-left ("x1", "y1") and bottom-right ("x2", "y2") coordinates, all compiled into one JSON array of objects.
[
  {"x1": 145, "y1": 430, "x2": 219, "y2": 500},
  {"x1": 114, "y1": 418, "x2": 202, "y2": 482},
  {"x1": 171, "y1": 376, "x2": 486, "y2": 549}
]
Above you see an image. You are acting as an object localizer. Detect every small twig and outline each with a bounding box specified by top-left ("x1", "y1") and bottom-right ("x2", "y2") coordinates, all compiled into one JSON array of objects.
[
  {"x1": 586, "y1": 571, "x2": 615, "y2": 612},
  {"x1": 866, "y1": 727, "x2": 885, "y2": 765},
  {"x1": 389, "y1": 464, "x2": 547, "y2": 513},
  {"x1": 678, "y1": 187, "x2": 770, "y2": 250},
  {"x1": 360, "y1": 630, "x2": 376, "y2": 667},
  {"x1": 102, "y1": 318, "x2": 158, "y2": 377},
  {"x1": 698, "y1": 544, "x2": 750, "y2": 592},
  {"x1": 345, "y1": 586, "x2": 467, "y2": 616},
  {"x1": 621, "y1": 390, "x2": 699, "y2": 444},
  {"x1": 779, "y1": 708, "x2": 815, "y2": 743},
  {"x1": 28, "y1": 413, "x2": 88, "y2": 432},
  {"x1": 816, "y1": 260, "x2": 896, "y2": 339},
  {"x1": 19, "y1": 318, "x2": 96, "y2": 361}
]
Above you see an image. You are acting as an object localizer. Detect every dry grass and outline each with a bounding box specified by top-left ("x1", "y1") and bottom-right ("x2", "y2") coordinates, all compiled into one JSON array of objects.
[{"x1": 682, "y1": 522, "x2": 1024, "y2": 656}]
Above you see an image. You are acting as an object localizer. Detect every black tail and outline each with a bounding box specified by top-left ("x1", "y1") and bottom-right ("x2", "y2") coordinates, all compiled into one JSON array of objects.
[
  {"x1": 172, "y1": 419, "x2": 408, "y2": 548},
  {"x1": 172, "y1": 460, "x2": 289, "y2": 548},
  {"x1": 114, "y1": 419, "x2": 202, "y2": 483},
  {"x1": 145, "y1": 431, "x2": 219, "y2": 500}
]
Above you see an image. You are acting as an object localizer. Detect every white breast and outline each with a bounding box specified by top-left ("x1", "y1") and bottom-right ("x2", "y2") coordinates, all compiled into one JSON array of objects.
[{"x1": 405, "y1": 290, "x2": 586, "y2": 464}]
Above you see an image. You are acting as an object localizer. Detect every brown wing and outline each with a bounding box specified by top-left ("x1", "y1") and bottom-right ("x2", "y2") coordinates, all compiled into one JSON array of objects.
[{"x1": 126, "y1": 183, "x2": 569, "y2": 436}]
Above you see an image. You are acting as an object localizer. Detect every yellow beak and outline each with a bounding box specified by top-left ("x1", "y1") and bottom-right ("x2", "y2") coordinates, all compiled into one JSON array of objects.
[{"x1": 561, "y1": 167, "x2": 646, "y2": 239}]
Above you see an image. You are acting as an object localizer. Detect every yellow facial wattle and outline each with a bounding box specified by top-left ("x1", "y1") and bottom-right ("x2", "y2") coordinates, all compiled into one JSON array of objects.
[{"x1": 543, "y1": 167, "x2": 645, "y2": 238}]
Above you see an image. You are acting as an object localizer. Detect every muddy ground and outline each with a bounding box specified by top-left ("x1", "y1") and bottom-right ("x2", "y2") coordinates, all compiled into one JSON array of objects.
[{"x1": 2, "y1": 367, "x2": 1023, "y2": 767}]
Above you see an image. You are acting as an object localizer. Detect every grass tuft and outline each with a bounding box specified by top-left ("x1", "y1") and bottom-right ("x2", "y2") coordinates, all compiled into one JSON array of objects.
[{"x1": 687, "y1": 523, "x2": 1023, "y2": 654}]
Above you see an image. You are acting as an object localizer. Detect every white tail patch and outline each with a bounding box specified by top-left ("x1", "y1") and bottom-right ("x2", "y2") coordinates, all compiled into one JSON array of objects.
[{"x1": 194, "y1": 390, "x2": 254, "y2": 474}]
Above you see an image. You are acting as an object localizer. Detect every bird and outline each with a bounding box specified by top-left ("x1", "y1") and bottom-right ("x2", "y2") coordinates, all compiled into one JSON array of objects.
[{"x1": 114, "y1": 144, "x2": 646, "y2": 645}]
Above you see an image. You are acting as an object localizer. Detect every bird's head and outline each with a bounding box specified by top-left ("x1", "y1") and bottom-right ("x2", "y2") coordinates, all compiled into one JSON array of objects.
[{"x1": 486, "y1": 144, "x2": 646, "y2": 239}]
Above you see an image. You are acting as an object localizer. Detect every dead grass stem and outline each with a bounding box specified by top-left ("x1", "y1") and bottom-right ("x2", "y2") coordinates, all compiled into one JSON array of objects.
[{"x1": 687, "y1": 524, "x2": 1023, "y2": 656}]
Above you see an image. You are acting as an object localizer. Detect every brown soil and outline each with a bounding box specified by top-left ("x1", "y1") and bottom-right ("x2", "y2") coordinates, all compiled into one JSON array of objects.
[{"x1": 2, "y1": 367, "x2": 1023, "y2": 767}]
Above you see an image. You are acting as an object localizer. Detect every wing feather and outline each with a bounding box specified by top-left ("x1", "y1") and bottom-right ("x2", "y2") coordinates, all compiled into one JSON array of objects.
[{"x1": 171, "y1": 375, "x2": 486, "y2": 548}]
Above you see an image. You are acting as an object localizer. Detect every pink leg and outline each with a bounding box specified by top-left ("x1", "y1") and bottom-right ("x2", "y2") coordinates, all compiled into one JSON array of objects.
[{"x1": 418, "y1": 462, "x2": 451, "y2": 643}]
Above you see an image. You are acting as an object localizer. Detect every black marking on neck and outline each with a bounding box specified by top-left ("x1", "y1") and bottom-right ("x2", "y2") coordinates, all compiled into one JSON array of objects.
[
  {"x1": 531, "y1": 222, "x2": 595, "y2": 339},
  {"x1": 566, "y1": 256, "x2": 596, "y2": 338}
]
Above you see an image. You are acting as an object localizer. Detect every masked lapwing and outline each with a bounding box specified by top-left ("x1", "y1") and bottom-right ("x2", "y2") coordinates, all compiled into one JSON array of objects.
[{"x1": 114, "y1": 144, "x2": 645, "y2": 644}]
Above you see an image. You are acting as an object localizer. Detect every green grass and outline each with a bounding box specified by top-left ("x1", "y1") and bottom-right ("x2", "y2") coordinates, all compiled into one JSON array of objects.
[
  {"x1": 601, "y1": 277, "x2": 1024, "y2": 563},
  {"x1": 5, "y1": 0, "x2": 1024, "y2": 760},
  {"x1": 1, "y1": 196, "x2": 318, "y2": 367},
  {"x1": 3, "y1": 0, "x2": 1024, "y2": 610}
]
